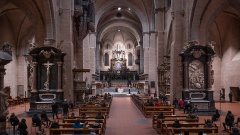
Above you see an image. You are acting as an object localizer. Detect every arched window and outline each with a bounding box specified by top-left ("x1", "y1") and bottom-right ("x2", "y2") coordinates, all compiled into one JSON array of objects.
[
  {"x1": 128, "y1": 53, "x2": 133, "y2": 66},
  {"x1": 104, "y1": 53, "x2": 109, "y2": 66}
]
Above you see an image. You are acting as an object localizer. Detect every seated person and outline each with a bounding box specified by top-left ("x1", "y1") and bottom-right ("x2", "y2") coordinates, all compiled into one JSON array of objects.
[
  {"x1": 95, "y1": 112, "x2": 104, "y2": 119},
  {"x1": 50, "y1": 120, "x2": 60, "y2": 135},
  {"x1": 223, "y1": 110, "x2": 235, "y2": 131},
  {"x1": 92, "y1": 121, "x2": 101, "y2": 134},
  {"x1": 82, "y1": 121, "x2": 90, "y2": 134},
  {"x1": 17, "y1": 119, "x2": 28, "y2": 135},
  {"x1": 155, "y1": 100, "x2": 161, "y2": 106},
  {"x1": 40, "y1": 110, "x2": 51, "y2": 127},
  {"x1": 32, "y1": 114, "x2": 42, "y2": 131},
  {"x1": 10, "y1": 113, "x2": 19, "y2": 126},
  {"x1": 204, "y1": 119, "x2": 213, "y2": 127},
  {"x1": 172, "y1": 118, "x2": 181, "y2": 128},
  {"x1": 144, "y1": 99, "x2": 154, "y2": 106},
  {"x1": 178, "y1": 99, "x2": 184, "y2": 110},
  {"x1": 157, "y1": 112, "x2": 165, "y2": 119},
  {"x1": 69, "y1": 112, "x2": 76, "y2": 119},
  {"x1": 211, "y1": 109, "x2": 220, "y2": 123},
  {"x1": 99, "y1": 100, "x2": 107, "y2": 107},
  {"x1": 81, "y1": 113, "x2": 87, "y2": 119},
  {"x1": 230, "y1": 127, "x2": 240, "y2": 135},
  {"x1": 187, "y1": 112, "x2": 197, "y2": 119},
  {"x1": 72, "y1": 119, "x2": 83, "y2": 134},
  {"x1": 191, "y1": 105, "x2": 198, "y2": 113}
]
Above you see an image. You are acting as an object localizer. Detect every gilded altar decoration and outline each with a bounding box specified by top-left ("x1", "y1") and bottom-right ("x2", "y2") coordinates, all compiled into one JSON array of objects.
[{"x1": 189, "y1": 60, "x2": 204, "y2": 89}]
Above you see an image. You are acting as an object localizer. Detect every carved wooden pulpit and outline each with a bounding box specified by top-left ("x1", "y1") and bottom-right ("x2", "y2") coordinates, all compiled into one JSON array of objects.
[{"x1": 179, "y1": 40, "x2": 215, "y2": 113}]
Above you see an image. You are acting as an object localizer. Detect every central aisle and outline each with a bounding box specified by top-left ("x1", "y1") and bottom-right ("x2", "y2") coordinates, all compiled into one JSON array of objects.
[{"x1": 105, "y1": 97, "x2": 158, "y2": 135}]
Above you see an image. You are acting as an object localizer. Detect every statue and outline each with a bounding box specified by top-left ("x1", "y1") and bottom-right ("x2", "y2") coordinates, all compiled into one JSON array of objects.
[
  {"x1": 0, "y1": 87, "x2": 9, "y2": 117},
  {"x1": 43, "y1": 61, "x2": 54, "y2": 90}
]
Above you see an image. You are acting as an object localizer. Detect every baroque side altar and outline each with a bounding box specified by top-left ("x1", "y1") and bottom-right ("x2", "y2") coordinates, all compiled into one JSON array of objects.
[{"x1": 28, "y1": 46, "x2": 66, "y2": 114}]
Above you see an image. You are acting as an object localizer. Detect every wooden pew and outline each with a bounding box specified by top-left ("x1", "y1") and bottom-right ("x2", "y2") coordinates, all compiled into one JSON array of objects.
[
  {"x1": 156, "y1": 117, "x2": 199, "y2": 133},
  {"x1": 156, "y1": 122, "x2": 205, "y2": 133},
  {"x1": 49, "y1": 128, "x2": 102, "y2": 135},
  {"x1": 166, "y1": 125, "x2": 218, "y2": 134},
  {"x1": 58, "y1": 123, "x2": 104, "y2": 134},
  {"x1": 143, "y1": 106, "x2": 175, "y2": 117},
  {"x1": 63, "y1": 118, "x2": 106, "y2": 131},
  {"x1": 152, "y1": 114, "x2": 188, "y2": 128}
]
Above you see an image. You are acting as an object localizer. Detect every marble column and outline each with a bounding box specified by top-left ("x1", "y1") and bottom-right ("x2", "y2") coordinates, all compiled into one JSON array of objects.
[
  {"x1": 57, "y1": 62, "x2": 63, "y2": 92},
  {"x1": 32, "y1": 62, "x2": 38, "y2": 92}
]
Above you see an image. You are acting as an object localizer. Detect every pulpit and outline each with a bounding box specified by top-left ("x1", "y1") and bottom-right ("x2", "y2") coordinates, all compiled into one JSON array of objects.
[
  {"x1": 179, "y1": 40, "x2": 215, "y2": 114},
  {"x1": 28, "y1": 46, "x2": 66, "y2": 114}
]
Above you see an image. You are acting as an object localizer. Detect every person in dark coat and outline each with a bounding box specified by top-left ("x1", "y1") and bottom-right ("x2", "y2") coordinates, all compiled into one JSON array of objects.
[
  {"x1": 62, "y1": 99, "x2": 69, "y2": 118},
  {"x1": 50, "y1": 120, "x2": 60, "y2": 135},
  {"x1": 172, "y1": 98, "x2": 178, "y2": 108},
  {"x1": 95, "y1": 112, "x2": 104, "y2": 119},
  {"x1": 40, "y1": 110, "x2": 51, "y2": 127},
  {"x1": 172, "y1": 118, "x2": 181, "y2": 128},
  {"x1": 51, "y1": 101, "x2": 58, "y2": 119},
  {"x1": 10, "y1": 113, "x2": 19, "y2": 126},
  {"x1": 17, "y1": 119, "x2": 28, "y2": 135},
  {"x1": 222, "y1": 110, "x2": 235, "y2": 131},
  {"x1": 32, "y1": 113, "x2": 42, "y2": 131},
  {"x1": 211, "y1": 109, "x2": 220, "y2": 123},
  {"x1": 229, "y1": 91, "x2": 233, "y2": 102}
]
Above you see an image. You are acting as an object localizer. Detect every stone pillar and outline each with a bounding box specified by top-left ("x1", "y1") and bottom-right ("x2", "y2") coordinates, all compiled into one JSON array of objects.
[
  {"x1": 183, "y1": 62, "x2": 188, "y2": 91},
  {"x1": 32, "y1": 62, "x2": 38, "y2": 92},
  {"x1": 0, "y1": 66, "x2": 6, "y2": 132},
  {"x1": 170, "y1": 1, "x2": 185, "y2": 102},
  {"x1": 57, "y1": 62, "x2": 63, "y2": 91},
  {"x1": 144, "y1": 74, "x2": 149, "y2": 94},
  {"x1": 96, "y1": 42, "x2": 100, "y2": 74},
  {"x1": 92, "y1": 74, "x2": 97, "y2": 95},
  {"x1": 139, "y1": 41, "x2": 144, "y2": 73}
]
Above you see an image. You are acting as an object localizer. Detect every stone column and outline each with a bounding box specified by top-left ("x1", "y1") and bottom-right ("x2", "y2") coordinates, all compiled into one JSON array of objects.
[
  {"x1": 183, "y1": 62, "x2": 188, "y2": 91},
  {"x1": 57, "y1": 62, "x2": 63, "y2": 92},
  {"x1": 0, "y1": 66, "x2": 6, "y2": 132},
  {"x1": 139, "y1": 41, "x2": 144, "y2": 73},
  {"x1": 91, "y1": 74, "x2": 97, "y2": 95},
  {"x1": 170, "y1": 1, "x2": 185, "y2": 102},
  {"x1": 32, "y1": 62, "x2": 38, "y2": 92},
  {"x1": 96, "y1": 42, "x2": 100, "y2": 74}
]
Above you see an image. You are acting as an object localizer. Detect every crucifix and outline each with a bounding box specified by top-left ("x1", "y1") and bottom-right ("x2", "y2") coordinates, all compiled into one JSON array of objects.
[{"x1": 43, "y1": 61, "x2": 54, "y2": 90}]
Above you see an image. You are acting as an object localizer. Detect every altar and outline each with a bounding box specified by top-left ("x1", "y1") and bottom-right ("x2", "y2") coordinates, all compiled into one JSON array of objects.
[{"x1": 118, "y1": 88, "x2": 124, "y2": 93}]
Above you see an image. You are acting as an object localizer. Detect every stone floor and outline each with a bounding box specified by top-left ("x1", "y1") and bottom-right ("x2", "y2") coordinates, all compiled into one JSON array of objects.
[{"x1": 4, "y1": 97, "x2": 240, "y2": 135}]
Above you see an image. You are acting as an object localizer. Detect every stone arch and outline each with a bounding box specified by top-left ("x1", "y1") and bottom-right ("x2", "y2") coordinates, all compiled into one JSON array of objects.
[{"x1": 95, "y1": 1, "x2": 149, "y2": 32}]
